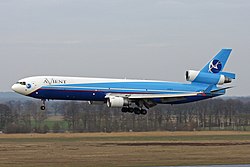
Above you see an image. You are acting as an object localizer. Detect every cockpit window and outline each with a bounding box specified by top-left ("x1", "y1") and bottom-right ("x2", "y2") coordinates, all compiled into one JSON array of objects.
[{"x1": 17, "y1": 82, "x2": 26, "y2": 85}]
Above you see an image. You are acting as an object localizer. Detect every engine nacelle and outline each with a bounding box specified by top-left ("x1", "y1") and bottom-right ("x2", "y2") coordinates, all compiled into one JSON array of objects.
[
  {"x1": 186, "y1": 70, "x2": 232, "y2": 85},
  {"x1": 107, "y1": 96, "x2": 129, "y2": 108}
]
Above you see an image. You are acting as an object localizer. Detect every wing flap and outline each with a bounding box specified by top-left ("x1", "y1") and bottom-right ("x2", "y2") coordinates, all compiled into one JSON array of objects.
[
  {"x1": 211, "y1": 86, "x2": 234, "y2": 93},
  {"x1": 128, "y1": 93, "x2": 199, "y2": 99},
  {"x1": 105, "y1": 92, "x2": 199, "y2": 99}
]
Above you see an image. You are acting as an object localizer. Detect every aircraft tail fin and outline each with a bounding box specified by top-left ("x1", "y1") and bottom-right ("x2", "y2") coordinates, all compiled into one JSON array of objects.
[
  {"x1": 186, "y1": 49, "x2": 235, "y2": 85},
  {"x1": 201, "y1": 49, "x2": 231, "y2": 73}
]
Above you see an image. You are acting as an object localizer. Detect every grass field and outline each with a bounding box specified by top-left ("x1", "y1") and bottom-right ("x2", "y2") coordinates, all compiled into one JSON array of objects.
[{"x1": 0, "y1": 131, "x2": 250, "y2": 167}]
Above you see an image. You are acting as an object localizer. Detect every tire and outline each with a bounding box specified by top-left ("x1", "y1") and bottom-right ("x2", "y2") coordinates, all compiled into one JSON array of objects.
[
  {"x1": 134, "y1": 108, "x2": 141, "y2": 115},
  {"x1": 140, "y1": 109, "x2": 147, "y2": 115},
  {"x1": 128, "y1": 108, "x2": 134, "y2": 113},
  {"x1": 121, "y1": 107, "x2": 128, "y2": 113},
  {"x1": 40, "y1": 106, "x2": 45, "y2": 110}
]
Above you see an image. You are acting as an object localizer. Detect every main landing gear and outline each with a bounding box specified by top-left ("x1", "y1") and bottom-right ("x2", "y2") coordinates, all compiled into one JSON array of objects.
[
  {"x1": 40, "y1": 99, "x2": 46, "y2": 110},
  {"x1": 121, "y1": 107, "x2": 147, "y2": 115}
]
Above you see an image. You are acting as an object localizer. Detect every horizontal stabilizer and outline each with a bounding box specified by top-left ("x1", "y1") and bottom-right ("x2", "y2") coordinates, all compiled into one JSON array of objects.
[
  {"x1": 220, "y1": 72, "x2": 236, "y2": 79},
  {"x1": 211, "y1": 86, "x2": 234, "y2": 93}
]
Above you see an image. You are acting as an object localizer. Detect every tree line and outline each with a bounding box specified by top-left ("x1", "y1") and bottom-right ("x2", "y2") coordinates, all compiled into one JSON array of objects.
[{"x1": 0, "y1": 98, "x2": 250, "y2": 133}]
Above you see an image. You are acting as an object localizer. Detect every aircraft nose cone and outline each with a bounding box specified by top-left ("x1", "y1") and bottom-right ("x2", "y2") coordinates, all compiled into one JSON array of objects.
[
  {"x1": 11, "y1": 84, "x2": 18, "y2": 92},
  {"x1": 11, "y1": 84, "x2": 26, "y2": 95}
]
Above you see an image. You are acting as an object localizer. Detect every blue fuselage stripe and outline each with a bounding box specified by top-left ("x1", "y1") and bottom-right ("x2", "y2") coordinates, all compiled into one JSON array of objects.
[{"x1": 28, "y1": 81, "x2": 221, "y2": 104}]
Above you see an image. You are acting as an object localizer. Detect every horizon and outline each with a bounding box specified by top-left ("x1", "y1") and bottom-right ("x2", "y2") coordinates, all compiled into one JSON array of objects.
[{"x1": 1, "y1": 0, "x2": 249, "y2": 96}]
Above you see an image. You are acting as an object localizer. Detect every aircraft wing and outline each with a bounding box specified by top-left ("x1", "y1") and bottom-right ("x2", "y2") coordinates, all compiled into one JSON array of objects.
[
  {"x1": 105, "y1": 92, "x2": 199, "y2": 99},
  {"x1": 127, "y1": 92, "x2": 199, "y2": 99},
  {"x1": 210, "y1": 86, "x2": 234, "y2": 93},
  {"x1": 105, "y1": 92, "x2": 201, "y2": 108}
]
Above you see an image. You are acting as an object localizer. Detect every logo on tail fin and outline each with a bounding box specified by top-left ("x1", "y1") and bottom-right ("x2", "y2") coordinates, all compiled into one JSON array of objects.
[{"x1": 209, "y1": 59, "x2": 222, "y2": 73}]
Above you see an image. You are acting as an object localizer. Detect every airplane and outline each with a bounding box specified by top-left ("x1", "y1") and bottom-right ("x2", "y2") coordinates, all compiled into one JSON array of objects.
[{"x1": 12, "y1": 49, "x2": 235, "y2": 115}]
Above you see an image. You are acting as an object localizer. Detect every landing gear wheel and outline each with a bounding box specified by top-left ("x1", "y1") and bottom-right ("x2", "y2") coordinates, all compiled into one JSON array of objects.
[
  {"x1": 140, "y1": 109, "x2": 147, "y2": 115},
  {"x1": 134, "y1": 108, "x2": 141, "y2": 115},
  {"x1": 128, "y1": 108, "x2": 134, "y2": 113},
  {"x1": 40, "y1": 99, "x2": 46, "y2": 110},
  {"x1": 121, "y1": 107, "x2": 128, "y2": 113}
]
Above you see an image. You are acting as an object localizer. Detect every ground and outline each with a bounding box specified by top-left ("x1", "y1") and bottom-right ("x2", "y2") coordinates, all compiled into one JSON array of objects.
[{"x1": 0, "y1": 131, "x2": 250, "y2": 167}]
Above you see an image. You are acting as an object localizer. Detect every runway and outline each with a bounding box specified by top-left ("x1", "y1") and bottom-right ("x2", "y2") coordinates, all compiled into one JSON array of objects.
[{"x1": 165, "y1": 165, "x2": 250, "y2": 167}]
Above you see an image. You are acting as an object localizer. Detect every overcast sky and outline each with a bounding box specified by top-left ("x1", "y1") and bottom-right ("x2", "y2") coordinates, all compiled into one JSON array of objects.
[{"x1": 0, "y1": 0, "x2": 249, "y2": 96}]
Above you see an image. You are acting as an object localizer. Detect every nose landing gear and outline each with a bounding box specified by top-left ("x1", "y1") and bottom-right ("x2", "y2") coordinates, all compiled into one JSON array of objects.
[{"x1": 40, "y1": 99, "x2": 46, "y2": 110}]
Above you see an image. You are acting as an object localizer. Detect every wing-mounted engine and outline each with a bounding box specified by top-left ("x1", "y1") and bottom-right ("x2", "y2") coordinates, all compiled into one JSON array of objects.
[
  {"x1": 106, "y1": 96, "x2": 130, "y2": 107},
  {"x1": 186, "y1": 70, "x2": 235, "y2": 85},
  {"x1": 105, "y1": 95, "x2": 148, "y2": 115}
]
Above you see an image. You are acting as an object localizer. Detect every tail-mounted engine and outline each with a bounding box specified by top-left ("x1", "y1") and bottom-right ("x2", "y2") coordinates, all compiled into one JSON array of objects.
[{"x1": 186, "y1": 70, "x2": 234, "y2": 85}]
